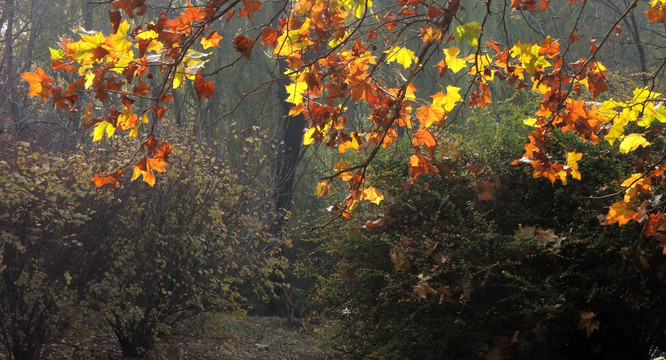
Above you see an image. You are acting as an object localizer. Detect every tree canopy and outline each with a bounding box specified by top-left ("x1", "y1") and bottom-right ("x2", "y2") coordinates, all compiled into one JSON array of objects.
[{"x1": 21, "y1": 0, "x2": 666, "y2": 249}]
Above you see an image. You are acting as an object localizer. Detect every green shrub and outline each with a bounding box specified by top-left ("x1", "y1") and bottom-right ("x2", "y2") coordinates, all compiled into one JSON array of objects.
[{"x1": 315, "y1": 103, "x2": 666, "y2": 359}]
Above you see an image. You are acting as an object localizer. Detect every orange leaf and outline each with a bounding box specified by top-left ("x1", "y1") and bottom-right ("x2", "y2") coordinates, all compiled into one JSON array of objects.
[
  {"x1": 238, "y1": 0, "x2": 262, "y2": 19},
  {"x1": 21, "y1": 67, "x2": 53, "y2": 100},
  {"x1": 91, "y1": 169, "x2": 124, "y2": 188},
  {"x1": 412, "y1": 127, "x2": 437, "y2": 155},
  {"x1": 606, "y1": 201, "x2": 637, "y2": 226},
  {"x1": 194, "y1": 74, "x2": 215, "y2": 100}
]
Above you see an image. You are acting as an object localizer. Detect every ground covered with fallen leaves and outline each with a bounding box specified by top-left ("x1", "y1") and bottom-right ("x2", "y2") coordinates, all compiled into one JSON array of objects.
[{"x1": 8, "y1": 316, "x2": 329, "y2": 360}]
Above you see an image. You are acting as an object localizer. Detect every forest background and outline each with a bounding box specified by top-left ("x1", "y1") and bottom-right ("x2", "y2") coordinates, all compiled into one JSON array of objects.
[{"x1": 1, "y1": 0, "x2": 666, "y2": 359}]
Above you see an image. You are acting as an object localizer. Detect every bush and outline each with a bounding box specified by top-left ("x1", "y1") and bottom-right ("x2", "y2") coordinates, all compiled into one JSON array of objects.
[
  {"x1": 0, "y1": 138, "x2": 104, "y2": 360},
  {"x1": 0, "y1": 130, "x2": 286, "y2": 358},
  {"x1": 315, "y1": 103, "x2": 666, "y2": 359}
]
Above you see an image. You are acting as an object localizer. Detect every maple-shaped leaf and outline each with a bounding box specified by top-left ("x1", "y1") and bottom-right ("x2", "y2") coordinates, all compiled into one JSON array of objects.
[
  {"x1": 194, "y1": 74, "x2": 215, "y2": 100},
  {"x1": 646, "y1": 1, "x2": 666, "y2": 23},
  {"x1": 577, "y1": 311, "x2": 600, "y2": 338},
  {"x1": 443, "y1": 46, "x2": 468, "y2": 73},
  {"x1": 566, "y1": 151, "x2": 582, "y2": 180},
  {"x1": 21, "y1": 67, "x2": 54, "y2": 100},
  {"x1": 261, "y1": 27, "x2": 280, "y2": 47},
  {"x1": 385, "y1": 46, "x2": 416, "y2": 69},
  {"x1": 420, "y1": 26, "x2": 442, "y2": 43},
  {"x1": 453, "y1": 22, "x2": 482, "y2": 49},
  {"x1": 200, "y1": 30, "x2": 223, "y2": 49},
  {"x1": 361, "y1": 186, "x2": 384, "y2": 205},
  {"x1": 412, "y1": 127, "x2": 437, "y2": 155},
  {"x1": 233, "y1": 33, "x2": 256, "y2": 60},
  {"x1": 619, "y1": 133, "x2": 650, "y2": 154},
  {"x1": 606, "y1": 201, "x2": 637, "y2": 226},
  {"x1": 91, "y1": 169, "x2": 124, "y2": 188},
  {"x1": 238, "y1": 0, "x2": 262, "y2": 19}
]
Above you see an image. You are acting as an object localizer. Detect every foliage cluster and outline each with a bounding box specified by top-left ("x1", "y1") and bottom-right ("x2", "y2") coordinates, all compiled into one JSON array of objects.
[
  {"x1": 0, "y1": 132, "x2": 284, "y2": 359},
  {"x1": 314, "y1": 101, "x2": 666, "y2": 359}
]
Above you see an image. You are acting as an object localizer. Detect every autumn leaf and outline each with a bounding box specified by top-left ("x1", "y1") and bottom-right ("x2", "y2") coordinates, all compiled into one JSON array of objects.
[
  {"x1": 261, "y1": 27, "x2": 280, "y2": 47},
  {"x1": 200, "y1": 30, "x2": 223, "y2": 49},
  {"x1": 619, "y1": 133, "x2": 650, "y2": 154},
  {"x1": 316, "y1": 181, "x2": 330, "y2": 198},
  {"x1": 578, "y1": 311, "x2": 600, "y2": 337},
  {"x1": 194, "y1": 74, "x2": 215, "y2": 100},
  {"x1": 21, "y1": 67, "x2": 54, "y2": 100},
  {"x1": 233, "y1": 33, "x2": 256, "y2": 60},
  {"x1": 566, "y1": 151, "x2": 582, "y2": 180},
  {"x1": 453, "y1": 22, "x2": 482, "y2": 49},
  {"x1": 384, "y1": 46, "x2": 416, "y2": 69},
  {"x1": 91, "y1": 169, "x2": 124, "y2": 188},
  {"x1": 412, "y1": 127, "x2": 437, "y2": 155},
  {"x1": 443, "y1": 47, "x2": 468, "y2": 73},
  {"x1": 389, "y1": 248, "x2": 410, "y2": 273},
  {"x1": 606, "y1": 201, "x2": 637, "y2": 226},
  {"x1": 361, "y1": 186, "x2": 384, "y2": 205}
]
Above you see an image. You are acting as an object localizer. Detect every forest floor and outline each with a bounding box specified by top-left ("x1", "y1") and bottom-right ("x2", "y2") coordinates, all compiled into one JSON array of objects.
[{"x1": 34, "y1": 316, "x2": 330, "y2": 360}]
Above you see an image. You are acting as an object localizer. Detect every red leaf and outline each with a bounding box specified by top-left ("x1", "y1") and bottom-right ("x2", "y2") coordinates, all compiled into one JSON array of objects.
[
  {"x1": 261, "y1": 27, "x2": 280, "y2": 47},
  {"x1": 233, "y1": 33, "x2": 256, "y2": 60}
]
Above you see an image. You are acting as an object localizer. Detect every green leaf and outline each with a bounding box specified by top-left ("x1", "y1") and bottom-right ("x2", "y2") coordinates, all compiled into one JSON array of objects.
[{"x1": 454, "y1": 22, "x2": 482, "y2": 49}]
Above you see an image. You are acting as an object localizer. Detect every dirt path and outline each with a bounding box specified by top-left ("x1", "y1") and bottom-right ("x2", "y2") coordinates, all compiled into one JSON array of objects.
[{"x1": 25, "y1": 316, "x2": 329, "y2": 360}]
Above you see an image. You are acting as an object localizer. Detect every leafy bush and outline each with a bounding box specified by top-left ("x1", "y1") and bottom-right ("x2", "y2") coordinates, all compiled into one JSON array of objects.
[
  {"x1": 0, "y1": 130, "x2": 286, "y2": 358},
  {"x1": 0, "y1": 138, "x2": 104, "y2": 360},
  {"x1": 83, "y1": 132, "x2": 286, "y2": 357},
  {"x1": 315, "y1": 105, "x2": 666, "y2": 359}
]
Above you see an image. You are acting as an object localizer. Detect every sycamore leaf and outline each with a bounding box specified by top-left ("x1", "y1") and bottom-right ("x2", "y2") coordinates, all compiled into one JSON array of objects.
[
  {"x1": 233, "y1": 33, "x2": 256, "y2": 60},
  {"x1": 566, "y1": 151, "x2": 582, "y2": 180},
  {"x1": 606, "y1": 201, "x2": 637, "y2": 226},
  {"x1": 443, "y1": 47, "x2": 468, "y2": 73},
  {"x1": 619, "y1": 133, "x2": 650, "y2": 154},
  {"x1": 385, "y1": 46, "x2": 416, "y2": 69},
  {"x1": 361, "y1": 186, "x2": 384, "y2": 205},
  {"x1": 91, "y1": 169, "x2": 124, "y2": 188},
  {"x1": 93, "y1": 121, "x2": 116, "y2": 142},
  {"x1": 194, "y1": 74, "x2": 215, "y2": 99},
  {"x1": 453, "y1": 22, "x2": 482, "y2": 49},
  {"x1": 578, "y1": 311, "x2": 600, "y2": 338},
  {"x1": 21, "y1": 67, "x2": 53, "y2": 100},
  {"x1": 200, "y1": 30, "x2": 223, "y2": 49},
  {"x1": 317, "y1": 181, "x2": 331, "y2": 198}
]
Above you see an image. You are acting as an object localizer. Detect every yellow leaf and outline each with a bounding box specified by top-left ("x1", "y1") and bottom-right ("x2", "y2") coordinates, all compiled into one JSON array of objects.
[
  {"x1": 93, "y1": 122, "x2": 115, "y2": 142},
  {"x1": 200, "y1": 30, "x2": 223, "y2": 49},
  {"x1": 432, "y1": 85, "x2": 462, "y2": 112},
  {"x1": 523, "y1": 117, "x2": 538, "y2": 127},
  {"x1": 606, "y1": 201, "x2": 637, "y2": 226},
  {"x1": 619, "y1": 133, "x2": 650, "y2": 154},
  {"x1": 443, "y1": 47, "x2": 467, "y2": 73},
  {"x1": 385, "y1": 46, "x2": 416, "y2": 69},
  {"x1": 334, "y1": 159, "x2": 353, "y2": 181},
  {"x1": 566, "y1": 151, "x2": 582, "y2": 180},
  {"x1": 316, "y1": 181, "x2": 330, "y2": 198},
  {"x1": 361, "y1": 186, "x2": 384, "y2": 205}
]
